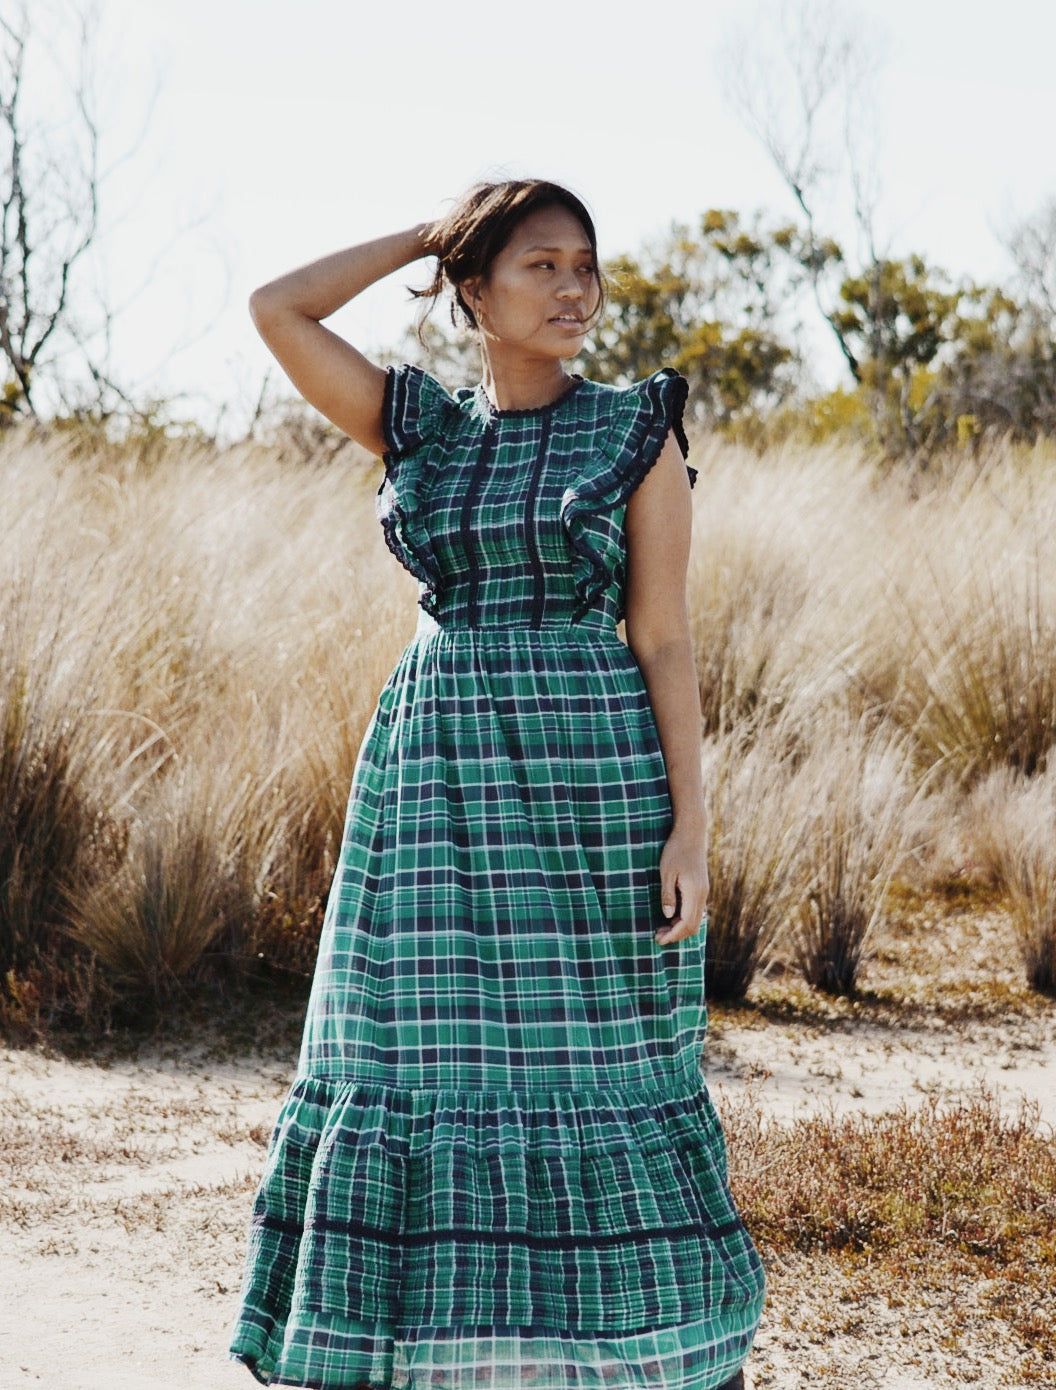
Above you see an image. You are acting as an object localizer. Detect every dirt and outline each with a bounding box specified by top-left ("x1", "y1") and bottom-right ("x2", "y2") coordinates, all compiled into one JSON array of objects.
[{"x1": 2, "y1": 980, "x2": 1054, "y2": 1389}]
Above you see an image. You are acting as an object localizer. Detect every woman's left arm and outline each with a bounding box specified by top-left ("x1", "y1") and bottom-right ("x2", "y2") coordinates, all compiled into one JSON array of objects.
[{"x1": 623, "y1": 431, "x2": 709, "y2": 947}]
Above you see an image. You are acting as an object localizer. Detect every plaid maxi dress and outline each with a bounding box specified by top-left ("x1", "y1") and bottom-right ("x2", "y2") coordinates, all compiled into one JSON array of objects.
[{"x1": 228, "y1": 364, "x2": 766, "y2": 1389}]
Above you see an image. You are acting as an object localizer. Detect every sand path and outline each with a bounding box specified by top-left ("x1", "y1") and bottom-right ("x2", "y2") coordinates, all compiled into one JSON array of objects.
[{"x1": 2, "y1": 1007, "x2": 1053, "y2": 1390}]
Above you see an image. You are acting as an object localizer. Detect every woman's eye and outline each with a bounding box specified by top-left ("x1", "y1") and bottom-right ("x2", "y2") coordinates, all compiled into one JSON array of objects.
[{"x1": 532, "y1": 261, "x2": 554, "y2": 270}]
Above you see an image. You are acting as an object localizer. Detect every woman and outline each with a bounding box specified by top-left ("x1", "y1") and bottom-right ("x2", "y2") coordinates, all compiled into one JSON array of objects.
[{"x1": 229, "y1": 179, "x2": 765, "y2": 1390}]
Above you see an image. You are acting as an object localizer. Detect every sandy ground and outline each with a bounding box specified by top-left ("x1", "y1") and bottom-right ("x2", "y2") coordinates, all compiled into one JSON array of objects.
[
  {"x1": 0, "y1": 1040, "x2": 285, "y2": 1390},
  {"x1": 2, "y1": 984, "x2": 1054, "y2": 1390},
  {"x1": 705, "y1": 1006, "x2": 1056, "y2": 1126}
]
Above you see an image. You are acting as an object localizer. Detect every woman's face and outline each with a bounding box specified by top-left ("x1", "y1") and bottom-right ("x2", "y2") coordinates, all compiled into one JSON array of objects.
[{"x1": 463, "y1": 204, "x2": 601, "y2": 358}]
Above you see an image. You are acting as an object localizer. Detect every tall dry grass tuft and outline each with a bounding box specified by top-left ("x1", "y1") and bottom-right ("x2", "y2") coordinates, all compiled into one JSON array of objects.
[
  {"x1": 854, "y1": 442, "x2": 1056, "y2": 784},
  {"x1": 3, "y1": 426, "x2": 410, "y2": 1018},
  {"x1": 0, "y1": 585, "x2": 125, "y2": 984},
  {"x1": 786, "y1": 716, "x2": 918, "y2": 996},
  {"x1": 963, "y1": 764, "x2": 1056, "y2": 992},
  {"x1": 63, "y1": 748, "x2": 288, "y2": 1001},
  {"x1": 278, "y1": 592, "x2": 409, "y2": 902},
  {"x1": 701, "y1": 723, "x2": 804, "y2": 1000},
  {"x1": 686, "y1": 436, "x2": 878, "y2": 739},
  {"x1": 900, "y1": 557, "x2": 1056, "y2": 784}
]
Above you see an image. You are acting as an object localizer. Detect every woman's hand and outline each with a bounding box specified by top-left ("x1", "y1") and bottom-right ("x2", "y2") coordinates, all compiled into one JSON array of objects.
[
  {"x1": 655, "y1": 821, "x2": 710, "y2": 945},
  {"x1": 417, "y1": 219, "x2": 443, "y2": 258}
]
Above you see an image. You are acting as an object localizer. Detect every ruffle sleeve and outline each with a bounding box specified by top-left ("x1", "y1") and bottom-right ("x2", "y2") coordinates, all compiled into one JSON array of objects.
[
  {"x1": 560, "y1": 367, "x2": 697, "y2": 624},
  {"x1": 381, "y1": 362, "x2": 457, "y2": 460},
  {"x1": 376, "y1": 364, "x2": 459, "y2": 617}
]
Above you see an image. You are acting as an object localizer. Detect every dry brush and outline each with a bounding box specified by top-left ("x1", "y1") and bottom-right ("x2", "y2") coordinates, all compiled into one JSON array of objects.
[{"x1": 4, "y1": 422, "x2": 1056, "y2": 1029}]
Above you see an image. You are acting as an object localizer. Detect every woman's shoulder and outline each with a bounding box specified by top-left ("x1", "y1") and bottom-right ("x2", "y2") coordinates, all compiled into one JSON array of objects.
[
  {"x1": 583, "y1": 365, "x2": 685, "y2": 398},
  {"x1": 576, "y1": 367, "x2": 688, "y2": 434},
  {"x1": 574, "y1": 367, "x2": 687, "y2": 426},
  {"x1": 575, "y1": 367, "x2": 693, "y2": 480},
  {"x1": 382, "y1": 362, "x2": 479, "y2": 458}
]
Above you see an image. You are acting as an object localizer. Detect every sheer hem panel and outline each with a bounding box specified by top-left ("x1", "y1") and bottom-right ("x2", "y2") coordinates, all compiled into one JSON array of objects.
[{"x1": 230, "y1": 1311, "x2": 762, "y2": 1389}]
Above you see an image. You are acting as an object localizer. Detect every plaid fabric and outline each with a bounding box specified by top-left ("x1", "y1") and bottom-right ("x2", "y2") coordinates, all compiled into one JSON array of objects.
[{"x1": 229, "y1": 366, "x2": 765, "y2": 1388}]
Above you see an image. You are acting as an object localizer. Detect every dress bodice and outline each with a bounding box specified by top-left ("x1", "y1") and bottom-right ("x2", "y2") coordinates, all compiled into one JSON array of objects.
[{"x1": 376, "y1": 365, "x2": 697, "y2": 632}]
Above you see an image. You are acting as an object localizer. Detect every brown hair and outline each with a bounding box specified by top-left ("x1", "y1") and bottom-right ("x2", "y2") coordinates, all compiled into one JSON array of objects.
[{"x1": 412, "y1": 179, "x2": 606, "y2": 341}]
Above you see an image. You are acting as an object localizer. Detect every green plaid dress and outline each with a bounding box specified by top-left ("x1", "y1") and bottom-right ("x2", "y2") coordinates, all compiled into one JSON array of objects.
[{"x1": 228, "y1": 365, "x2": 765, "y2": 1388}]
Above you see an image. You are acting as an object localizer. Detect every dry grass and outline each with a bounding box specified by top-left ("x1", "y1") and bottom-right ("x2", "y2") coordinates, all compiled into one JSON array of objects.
[
  {"x1": 725, "y1": 1086, "x2": 1056, "y2": 1259},
  {"x1": 2, "y1": 1000, "x2": 1053, "y2": 1387},
  {"x1": 962, "y1": 767, "x2": 1056, "y2": 992},
  {"x1": 6, "y1": 423, "x2": 1056, "y2": 1028},
  {"x1": 63, "y1": 750, "x2": 286, "y2": 998},
  {"x1": 900, "y1": 556, "x2": 1056, "y2": 783},
  {"x1": 0, "y1": 590, "x2": 119, "y2": 977},
  {"x1": 720, "y1": 1086, "x2": 1056, "y2": 1385},
  {"x1": 8, "y1": 424, "x2": 1055, "y2": 1387},
  {"x1": 2, "y1": 428, "x2": 410, "y2": 1025},
  {"x1": 785, "y1": 717, "x2": 918, "y2": 996},
  {"x1": 701, "y1": 724, "x2": 804, "y2": 999}
]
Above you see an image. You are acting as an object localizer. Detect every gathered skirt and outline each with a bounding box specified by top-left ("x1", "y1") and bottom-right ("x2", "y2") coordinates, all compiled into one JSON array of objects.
[{"x1": 228, "y1": 616, "x2": 766, "y2": 1388}]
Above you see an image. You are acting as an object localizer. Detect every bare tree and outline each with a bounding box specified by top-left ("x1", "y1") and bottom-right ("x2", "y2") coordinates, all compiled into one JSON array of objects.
[
  {"x1": 0, "y1": 0, "x2": 102, "y2": 421},
  {"x1": 717, "y1": 0, "x2": 892, "y2": 383},
  {"x1": 1004, "y1": 197, "x2": 1056, "y2": 333}
]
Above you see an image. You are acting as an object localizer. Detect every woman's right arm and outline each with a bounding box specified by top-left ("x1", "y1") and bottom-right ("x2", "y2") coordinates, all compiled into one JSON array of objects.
[{"x1": 248, "y1": 223, "x2": 435, "y2": 456}]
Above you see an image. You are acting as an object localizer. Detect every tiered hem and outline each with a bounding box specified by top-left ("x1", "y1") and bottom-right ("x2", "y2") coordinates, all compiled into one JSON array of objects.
[{"x1": 228, "y1": 1073, "x2": 764, "y2": 1388}]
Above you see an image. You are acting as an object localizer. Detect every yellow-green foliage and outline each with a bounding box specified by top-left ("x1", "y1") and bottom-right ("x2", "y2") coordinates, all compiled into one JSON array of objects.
[{"x1": 742, "y1": 385, "x2": 877, "y2": 450}]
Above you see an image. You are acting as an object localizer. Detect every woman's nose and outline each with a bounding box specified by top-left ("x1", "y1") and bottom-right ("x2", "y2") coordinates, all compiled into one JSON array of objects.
[{"x1": 556, "y1": 272, "x2": 584, "y2": 299}]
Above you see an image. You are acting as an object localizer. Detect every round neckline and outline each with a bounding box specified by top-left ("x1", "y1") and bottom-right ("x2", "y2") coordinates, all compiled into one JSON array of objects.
[{"x1": 474, "y1": 374, "x2": 586, "y2": 420}]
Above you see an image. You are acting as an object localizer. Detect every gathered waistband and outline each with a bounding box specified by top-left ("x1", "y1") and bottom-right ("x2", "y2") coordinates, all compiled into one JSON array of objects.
[{"x1": 412, "y1": 610, "x2": 622, "y2": 646}]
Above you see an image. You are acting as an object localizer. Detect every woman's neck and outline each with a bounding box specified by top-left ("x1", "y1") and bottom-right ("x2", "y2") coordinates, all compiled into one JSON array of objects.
[{"x1": 479, "y1": 352, "x2": 575, "y2": 413}]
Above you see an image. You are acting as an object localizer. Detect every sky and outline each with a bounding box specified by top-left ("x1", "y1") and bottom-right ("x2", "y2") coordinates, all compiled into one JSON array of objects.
[{"x1": 26, "y1": 0, "x2": 1056, "y2": 434}]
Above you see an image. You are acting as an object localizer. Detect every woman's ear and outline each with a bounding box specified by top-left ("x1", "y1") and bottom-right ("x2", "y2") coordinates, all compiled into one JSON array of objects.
[{"x1": 456, "y1": 275, "x2": 484, "y2": 327}]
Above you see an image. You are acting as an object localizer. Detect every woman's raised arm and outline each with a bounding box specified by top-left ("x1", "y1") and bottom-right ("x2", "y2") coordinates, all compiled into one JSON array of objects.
[{"x1": 249, "y1": 223, "x2": 435, "y2": 456}]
